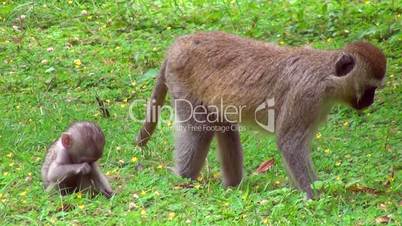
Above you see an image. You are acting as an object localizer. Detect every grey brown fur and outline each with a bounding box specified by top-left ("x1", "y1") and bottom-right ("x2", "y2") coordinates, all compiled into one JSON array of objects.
[
  {"x1": 42, "y1": 121, "x2": 113, "y2": 198},
  {"x1": 136, "y1": 31, "x2": 386, "y2": 199}
]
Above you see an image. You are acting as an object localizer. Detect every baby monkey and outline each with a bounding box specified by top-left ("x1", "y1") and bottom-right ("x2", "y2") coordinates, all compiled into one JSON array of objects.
[{"x1": 41, "y1": 121, "x2": 113, "y2": 198}]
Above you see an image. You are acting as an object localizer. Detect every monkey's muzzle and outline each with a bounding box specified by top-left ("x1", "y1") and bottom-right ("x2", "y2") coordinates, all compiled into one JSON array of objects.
[{"x1": 352, "y1": 87, "x2": 376, "y2": 110}]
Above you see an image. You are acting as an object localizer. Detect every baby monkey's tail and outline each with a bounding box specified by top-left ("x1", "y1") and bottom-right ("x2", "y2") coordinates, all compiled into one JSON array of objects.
[{"x1": 135, "y1": 60, "x2": 168, "y2": 147}]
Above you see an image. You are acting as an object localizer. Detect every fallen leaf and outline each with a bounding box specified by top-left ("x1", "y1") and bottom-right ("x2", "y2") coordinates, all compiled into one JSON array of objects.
[
  {"x1": 347, "y1": 184, "x2": 383, "y2": 195},
  {"x1": 56, "y1": 204, "x2": 74, "y2": 212},
  {"x1": 174, "y1": 183, "x2": 194, "y2": 190},
  {"x1": 375, "y1": 215, "x2": 390, "y2": 224},
  {"x1": 256, "y1": 159, "x2": 275, "y2": 173}
]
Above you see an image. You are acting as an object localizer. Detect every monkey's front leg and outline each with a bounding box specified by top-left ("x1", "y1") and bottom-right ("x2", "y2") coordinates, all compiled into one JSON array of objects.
[
  {"x1": 89, "y1": 162, "x2": 114, "y2": 198},
  {"x1": 279, "y1": 141, "x2": 315, "y2": 199},
  {"x1": 47, "y1": 162, "x2": 91, "y2": 183},
  {"x1": 173, "y1": 98, "x2": 215, "y2": 179}
]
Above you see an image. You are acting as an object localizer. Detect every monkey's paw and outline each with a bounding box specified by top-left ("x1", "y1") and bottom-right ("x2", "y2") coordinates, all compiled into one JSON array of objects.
[
  {"x1": 77, "y1": 163, "x2": 91, "y2": 175},
  {"x1": 101, "y1": 189, "x2": 114, "y2": 199}
]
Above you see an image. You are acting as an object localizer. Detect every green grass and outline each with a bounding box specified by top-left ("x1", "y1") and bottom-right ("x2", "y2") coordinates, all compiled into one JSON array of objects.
[{"x1": 0, "y1": 0, "x2": 401, "y2": 224}]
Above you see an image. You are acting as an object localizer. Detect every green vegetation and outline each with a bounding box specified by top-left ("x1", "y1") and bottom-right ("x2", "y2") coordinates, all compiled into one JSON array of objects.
[{"x1": 0, "y1": 0, "x2": 401, "y2": 224}]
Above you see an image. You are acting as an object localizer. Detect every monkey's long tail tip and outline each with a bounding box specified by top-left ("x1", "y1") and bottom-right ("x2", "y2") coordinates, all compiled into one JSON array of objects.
[{"x1": 135, "y1": 130, "x2": 150, "y2": 147}]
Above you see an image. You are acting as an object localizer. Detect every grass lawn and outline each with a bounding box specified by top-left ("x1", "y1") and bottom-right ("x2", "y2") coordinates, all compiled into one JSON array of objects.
[{"x1": 0, "y1": 0, "x2": 401, "y2": 225}]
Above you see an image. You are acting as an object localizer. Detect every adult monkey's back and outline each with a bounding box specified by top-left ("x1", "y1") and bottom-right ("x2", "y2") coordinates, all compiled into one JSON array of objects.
[{"x1": 135, "y1": 31, "x2": 386, "y2": 199}]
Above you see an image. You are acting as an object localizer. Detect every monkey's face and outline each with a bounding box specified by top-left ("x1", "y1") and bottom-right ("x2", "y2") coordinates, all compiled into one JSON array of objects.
[
  {"x1": 348, "y1": 63, "x2": 385, "y2": 110},
  {"x1": 334, "y1": 52, "x2": 385, "y2": 111},
  {"x1": 351, "y1": 86, "x2": 377, "y2": 110},
  {"x1": 341, "y1": 41, "x2": 387, "y2": 111},
  {"x1": 348, "y1": 70, "x2": 385, "y2": 110}
]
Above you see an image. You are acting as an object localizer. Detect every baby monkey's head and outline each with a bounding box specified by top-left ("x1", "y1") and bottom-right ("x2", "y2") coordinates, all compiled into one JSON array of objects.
[{"x1": 60, "y1": 121, "x2": 105, "y2": 163}]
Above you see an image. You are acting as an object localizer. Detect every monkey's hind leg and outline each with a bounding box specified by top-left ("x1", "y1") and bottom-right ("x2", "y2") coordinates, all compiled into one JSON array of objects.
[
  {"x1": 216, "y1": 124, "x2": 243, "y2": 187},
  {"x1": 173, "y1": 98, "x2": 214, "y2": 180},
  {"x1": 174, "y1": 122, "x2": 214, "y2": 180}
]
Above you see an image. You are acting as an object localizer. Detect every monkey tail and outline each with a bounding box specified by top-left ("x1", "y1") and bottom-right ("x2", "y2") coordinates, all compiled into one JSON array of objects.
[{"x1": 135, "y1": 60, "x2": 168, "y2": 147}]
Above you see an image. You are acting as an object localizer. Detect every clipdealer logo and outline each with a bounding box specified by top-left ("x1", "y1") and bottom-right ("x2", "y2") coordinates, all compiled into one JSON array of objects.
[
  {"x1": 129, "y1": 98, "x2": 275, "y2": 132},
  {"x1": 254, "y1": 98, "x2": 275, "y2": 132}
]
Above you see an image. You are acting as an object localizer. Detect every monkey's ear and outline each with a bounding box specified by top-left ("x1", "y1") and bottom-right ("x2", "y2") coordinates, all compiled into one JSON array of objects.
[
  {"x1": 335, "y1": 53, "x2": 355, "y2": 77},
  {"x1": 61, "y1": 133, "x2": 72, "y2": 149}
]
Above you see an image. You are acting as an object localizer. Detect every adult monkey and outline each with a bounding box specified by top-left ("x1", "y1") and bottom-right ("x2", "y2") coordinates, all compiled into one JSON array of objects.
[{"x1": 135, "y1": 32, "x2": 386, "y2": 199}]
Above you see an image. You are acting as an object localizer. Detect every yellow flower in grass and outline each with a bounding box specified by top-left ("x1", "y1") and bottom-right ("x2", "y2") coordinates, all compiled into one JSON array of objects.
[
  {"x1": 196, "y1": 175, "x2": 203, "y2": 181},
  {"x1": 213, "y1": 172, "x2": 220, "y2": 179},
  {"x1": 131, "y1": 156, "x2": 138, "y2": 163},
  {"x1": 73, "y1": 59, "x2": 82, "y2": 68},
  {"x1": 78, "y1": 204, "x2": 85, "y2": 209},
  {"x1": 50, "y1": 217, "x2": 57, "y2": 224},
  {"x1": 141, "y1": 209, "x2": 147, "y2": 216},
  {"x1": 167, "y1": 212, "x2": 175, "y2": 220},
  {"x1": 315, "y1": 132, "x2": 321, "y2": 139}
]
